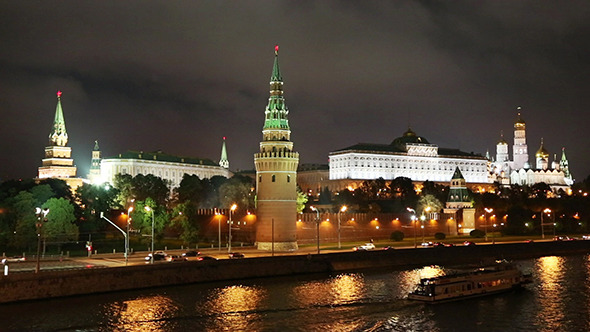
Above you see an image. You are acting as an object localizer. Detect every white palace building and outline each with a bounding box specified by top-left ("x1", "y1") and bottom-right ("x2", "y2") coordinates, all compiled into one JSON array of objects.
[{"x1": 328, "y1": 128, "x2": 489, "y2": 186}]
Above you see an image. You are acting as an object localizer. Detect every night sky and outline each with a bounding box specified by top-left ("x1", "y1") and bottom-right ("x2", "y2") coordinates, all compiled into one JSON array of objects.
[{"x1": 1, "y1": 1, "x2": 589, "y2": 182}]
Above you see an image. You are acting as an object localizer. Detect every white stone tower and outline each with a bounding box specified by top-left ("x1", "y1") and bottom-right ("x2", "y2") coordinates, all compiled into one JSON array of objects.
[{"x1": 512, "y1": 108, "x2": 529, "y2": 169}]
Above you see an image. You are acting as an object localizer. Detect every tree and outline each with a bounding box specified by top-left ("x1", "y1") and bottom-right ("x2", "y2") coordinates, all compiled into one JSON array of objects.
[
  {"x1": 390, "y1": 177, "x2": 418, "y2": 209},
  {"x1": 296, "y1": 187, "x2": 308, "y2": 213},
  {"x1": 218, "y1": 175, "x2": 255, "y2": 210},
  {"x1": 417, "y1": 194, "x2": 443, "y2": 214},
  {"x1": 75, "y1": 183, "x2": 120, "y2": 236},
  {"x1": 42, "y1": 197, "x2": 79, "y2": 246},
  {"x1": 10, "y1": 191, "x2": 38, "y2": 250},
  {"x1": 170, "y1": 202, "x2": 200, "y2": 245}
]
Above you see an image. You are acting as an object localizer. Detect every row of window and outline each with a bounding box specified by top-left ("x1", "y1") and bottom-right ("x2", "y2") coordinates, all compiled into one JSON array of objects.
[{"x1": 259, "y1": 174, "x2": 291, "y2": 183}]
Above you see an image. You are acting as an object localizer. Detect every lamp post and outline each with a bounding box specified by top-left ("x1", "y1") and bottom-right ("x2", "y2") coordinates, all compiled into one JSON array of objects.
[
  {"x1": 125, "y1": 206, "x2": 133, "y2": 265},
  {"x1": 541, "y1": 208, "x2": 551, "y2": 239},
  {"x1": 407, "y1": 207, "x2": 417, "y2": 248},
  {"x1": 144, "y1": 206, "x2": 155, "y2": 264},
  {"x1": 34, "y1": 207, "x2": 49, "y2": 273},
  {"x1": 310, "y1": 206, "x2": 320, "y2": 254},
  {"x1": 492, "y1": 222, "x2": 497, "y2": 244},
  {"x1": 215, "y1": 210, "x2": 222, "y2": 251},
  {"x1": 228, "y1": 204, "x2": 237, "y2": 253},
  {"x1": 338, "y1": 205, "x2": 347, "y2": 249},
  {"x1": 420, "y1": 214, "x2": 426, "y2": 244},
  {"x1": 484, "y1": 208, "x2": 493, "y2": 242}
]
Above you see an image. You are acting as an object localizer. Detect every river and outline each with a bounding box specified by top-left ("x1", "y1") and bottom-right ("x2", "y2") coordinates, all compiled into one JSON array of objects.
[{"x1": 1, "y1": 254, "x2": 589, "y2": 331}]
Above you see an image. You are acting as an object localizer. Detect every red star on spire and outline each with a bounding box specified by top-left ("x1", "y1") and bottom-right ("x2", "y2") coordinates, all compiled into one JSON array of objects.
[
  {"x1": 275, "y1": 45, "x2": 279, "y2": 55},
  {"x1": 57, "y1": 90, "x2": 62, "y2": 98}
]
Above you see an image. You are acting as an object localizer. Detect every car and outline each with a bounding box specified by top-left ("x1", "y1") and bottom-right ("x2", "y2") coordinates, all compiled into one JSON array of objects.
[
  {"x1": 421, "y1": 242, "x2": 434, "y2": 247},
  {"x1": 582, "y1": 235, "x2": 590, "y2": 240},
  {"x1": 228, "y1": 252, "x2": 245, "y2": 259},
  {"x1": 463, "y1": 241, "x2": 476, "y2": 246},
  {"x1": 145, "y1": 251, "x2": 167, "y2": 261},
  {"x1": 1, "y1": 256, "x2": 26, "y2": 264},
  {"x1": 166, "y1": 255, "x2": 186, "y2": 262},
  {"x1": 382, "y1": 246, "x2": 395, "y2": 250},
  {"x1": 525, "y1": 239, "x2": 534, "y2": 243},
  {"x1": 182, "y1": 250, "x2": 201, "y2": 261},
  {"x1": 197, "y1": 256, "x2": 218, "y2": 261},
  {"x1": 353, "y1": 243, "x2": 376, "y2": 251}
]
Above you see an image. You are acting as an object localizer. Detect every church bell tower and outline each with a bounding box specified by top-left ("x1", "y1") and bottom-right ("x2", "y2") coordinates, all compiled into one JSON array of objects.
[{"x1": 254, "y1": 46, "x2": 300, "y2": 251}]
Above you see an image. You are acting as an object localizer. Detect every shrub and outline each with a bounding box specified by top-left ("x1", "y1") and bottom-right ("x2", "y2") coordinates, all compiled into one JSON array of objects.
[
  {"x1": 434, "y1": 232, "x2": 446, "y2": 240},
  {"x1": 390, "y1": 231, "x2": 405, "y2": 241},
  {"x1": 470, "y1": 229, "x2": 485, "y2": 238}
]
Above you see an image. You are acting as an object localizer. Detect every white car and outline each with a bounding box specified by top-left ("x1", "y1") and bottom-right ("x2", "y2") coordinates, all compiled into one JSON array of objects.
[{"x1": 353, "y1": 243, "x2": 376, "y2": 251}]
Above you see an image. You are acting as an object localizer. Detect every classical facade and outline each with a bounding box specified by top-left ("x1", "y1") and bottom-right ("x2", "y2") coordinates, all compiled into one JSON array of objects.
[
  {"x1": 329, "y1": 128, "x2": 489, "y2": 186},
  {"x1": 254, "y1": 46, "x2": 300, "y2": 251},
  {"x1": 37, "y1": 91, "x2": 83, "y2": 189},
  {"x1": 99, "y1": 146, "x2": 232, "y2": 189},
  {"x1": 489, "y1": 110, "x2": 573, "y2": 191}
]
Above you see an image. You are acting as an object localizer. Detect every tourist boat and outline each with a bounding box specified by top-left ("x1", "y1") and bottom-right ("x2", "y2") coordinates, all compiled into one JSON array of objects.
[{"x1": 408, "y1": 261, "x2": 533, "y2": 303}]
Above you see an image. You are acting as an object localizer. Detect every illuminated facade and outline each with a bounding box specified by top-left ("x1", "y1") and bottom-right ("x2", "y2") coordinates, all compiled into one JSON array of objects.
[
  {"x1": 329, "y1": 128, "x2": 489, "y2": 185},
  {"x1": 87, "y1": 140, "x2": 102, "y2": 184},
  {"x1": 37, "y1": 91, "x2": 83, "y2": 189},
  {"x1": 489, "y1": 110, "x2": 573, "y2": 191},
  {"x1": 100, "y1": 149, "x2": 232, "y2": 188},
  {"x1": 254, "y1": 46, "x2": 300, "y2": 251}
]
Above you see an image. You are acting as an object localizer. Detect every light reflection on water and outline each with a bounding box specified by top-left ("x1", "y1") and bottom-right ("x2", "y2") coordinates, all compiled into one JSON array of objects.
[{"x1": 3, "y1": 255, "x2": 590, "y2": 331}]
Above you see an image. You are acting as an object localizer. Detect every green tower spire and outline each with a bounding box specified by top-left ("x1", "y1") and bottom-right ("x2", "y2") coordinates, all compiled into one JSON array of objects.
[
  {"x1": 219, "y1": 136, "x2": 229, "y2": 169},
  {"x1": 49, "y1": 90, "x2": 68, "y2": 146},
  {"x1": 263, "y1": 45, "x2": 290, "y2": 131},
  {"x1": 560, "y1": 147, "x2": 570, "y2": 178}
]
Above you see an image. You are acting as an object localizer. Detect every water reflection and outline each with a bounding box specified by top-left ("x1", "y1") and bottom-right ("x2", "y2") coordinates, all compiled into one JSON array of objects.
[
  {"x1": 101, "y1": 295, "x2": 180, "y2": 331},
  {"x1": 293, "y1": 273, "x2": 366, "y2": 307},
  {"x1": 535, "y1": 256, "x2": 566, "y2": 330},
  {"x1": 202, "y1": 285, "x2": 265, "y2": 331}
]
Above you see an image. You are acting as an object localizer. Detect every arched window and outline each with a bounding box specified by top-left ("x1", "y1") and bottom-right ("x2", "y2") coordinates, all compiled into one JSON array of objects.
[
  {"x1": 259, "y1": 175, "x2": 262, "y2": 183},
  {"x1": 272, "y1": 174, "x2": 276, "y2": 182},
  {"x1": 287, "y1": 175, "x2": 291, "y2": 182}
]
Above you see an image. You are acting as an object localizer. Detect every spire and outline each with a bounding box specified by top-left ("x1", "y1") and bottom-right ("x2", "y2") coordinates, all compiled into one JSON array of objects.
[
  {"x1": 49, "y1": 90, "x2": 68, "y2": 146},
  {"x1": 451, "y1": 166, "x2": 465, "y2": 180},
  {"x1": 514, "y1": 107, "x2": 526, "y2": 129},
  {"x1": 560, "y1": 147, "x2": 571, "y2": 178},
  {"x1": 93, "y1": 140, "x2": 100, "y2": 151},
  {"x1": 263, "y1": 45, "x2": 290, "y2": 131},
  {"x1": 219, "y1": 136, "x2": 229, "y2": 169}
]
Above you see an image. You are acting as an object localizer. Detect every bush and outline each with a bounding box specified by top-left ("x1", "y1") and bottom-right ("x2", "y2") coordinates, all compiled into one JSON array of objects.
[
  {"x1": 470, "y1": 229, "x2": 485, "y2": 238},
  {"x1": 434, "y1": 232, "x2": 446, "y2": 240},
  {"x1": 390, "y1": 231, "x2": 405, "y2": 241}
]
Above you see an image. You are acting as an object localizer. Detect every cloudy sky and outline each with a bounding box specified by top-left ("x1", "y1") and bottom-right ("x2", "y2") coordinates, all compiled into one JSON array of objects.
[{"x1": 1, "y1": 1, "x2": 589, "y2": 182}]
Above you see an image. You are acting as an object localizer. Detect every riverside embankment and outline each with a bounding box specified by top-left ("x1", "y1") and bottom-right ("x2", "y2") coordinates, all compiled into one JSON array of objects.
[{"x1": 1, "y1": 240, "x2": 589, "y2": 304}]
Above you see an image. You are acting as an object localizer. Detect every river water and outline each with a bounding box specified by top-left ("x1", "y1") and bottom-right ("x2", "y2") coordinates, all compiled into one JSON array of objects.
[{"x1": 1, "y1": 254, "x2": 590, "y2": 331}]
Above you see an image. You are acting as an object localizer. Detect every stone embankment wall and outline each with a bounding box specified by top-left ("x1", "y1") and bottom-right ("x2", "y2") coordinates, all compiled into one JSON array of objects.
[{"x1": 1, "y1": 241, "x2": 589, "y2": 304}]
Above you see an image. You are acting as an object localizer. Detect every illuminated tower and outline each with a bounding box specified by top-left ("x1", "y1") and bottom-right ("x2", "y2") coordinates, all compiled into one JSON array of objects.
[
  {"x1": 535, "y1": 138, "x2": 549, "y2": 170},
  {"x1": 254, "y1": 45, "x2": 300, "y2": 251},
  {"x1": 495, "y1": 131, "x2": 509, "y2": 163},
  {"x1": 38, "y1": 91, "x2": 81, "y2": 189},
  {"x1": 512, "y1": 108, "x2": 529, "y2": 169},
  {"x1": 219, "y1": 137, "x2": 229, "y2": 169},
  {"x1": 88, "y1": 140, "x2": 102, "y2": 184}
]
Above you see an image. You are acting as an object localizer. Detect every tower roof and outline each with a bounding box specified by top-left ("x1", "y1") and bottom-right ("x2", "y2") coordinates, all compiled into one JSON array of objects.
[
  {"x1": 535, "y1": 138, "x2": 549, "y2": 158},
  {"x1": 93, "y1": 140, "x2": 100, "y2": 151},
  {"x1": 451, "y1": 167, "x2": 465, "y2": 180},
  {"x1": 497, "y1": 131, "x2": 508, "y2": 145},
  {"x1": 390, "y1": 127, "x2": 430, "y2": 148},
  {"x1": 514, "y1": 107, "x2": 526, "y2": 129},
  {"x1": 49, "y1": 90, "x2": 68, "y2": 146},
  {"x1": 263, "y1": 45, "x2": 290, "y2": 131},
  {"x1": 219, "y1": 136, "x2": 229, "y2": 169}
]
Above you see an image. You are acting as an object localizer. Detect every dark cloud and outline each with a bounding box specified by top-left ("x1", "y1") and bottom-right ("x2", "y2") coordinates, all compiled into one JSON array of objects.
[{"x1": 0, "y1": 1, "x2": 588, "y2": 181}]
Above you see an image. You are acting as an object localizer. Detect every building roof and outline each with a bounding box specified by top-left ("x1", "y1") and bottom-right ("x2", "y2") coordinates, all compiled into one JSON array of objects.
[
  {"x1": 104, "y1": 150, "x2": 217, "y2": 166},
  {"x1": 331, "y1": 143, "x2": 484, "y2": 159}
]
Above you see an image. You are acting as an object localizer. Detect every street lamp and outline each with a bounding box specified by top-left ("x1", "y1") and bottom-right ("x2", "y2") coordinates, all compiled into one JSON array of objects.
[
  {"x1": 484, "y1": 208, "x2": 493, "y2": 242},
  {"x1": 34, "y1": 207, "x2": 49, "y2": 273},
  {"x1": 125, "y1": 206, "x2": 133, "y2": 265},
  {"x1": 228, "y1": 204, "x2": 237, "y2": 253},
  {"x1": 310, "y1": 206, "x2": 320, "y2": 254},
  {"x1": 406, "y1": 207, "x2": 417, "y2": 248},
  {"x1": 215, "y1": 210, "x2": 222, "y2": 251},
  {"x1": 338, "y1": 205, "x2": 347, "y2": 249},
  {"x1": 144, "y1": 206, "x2": 155, "y2": 264},
  {"x1": 541, "y1": 208, "x2": 551, "y2": 239},
  {"x1": 420, "y1": 214, "x2": 426, "y2": 244}
]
